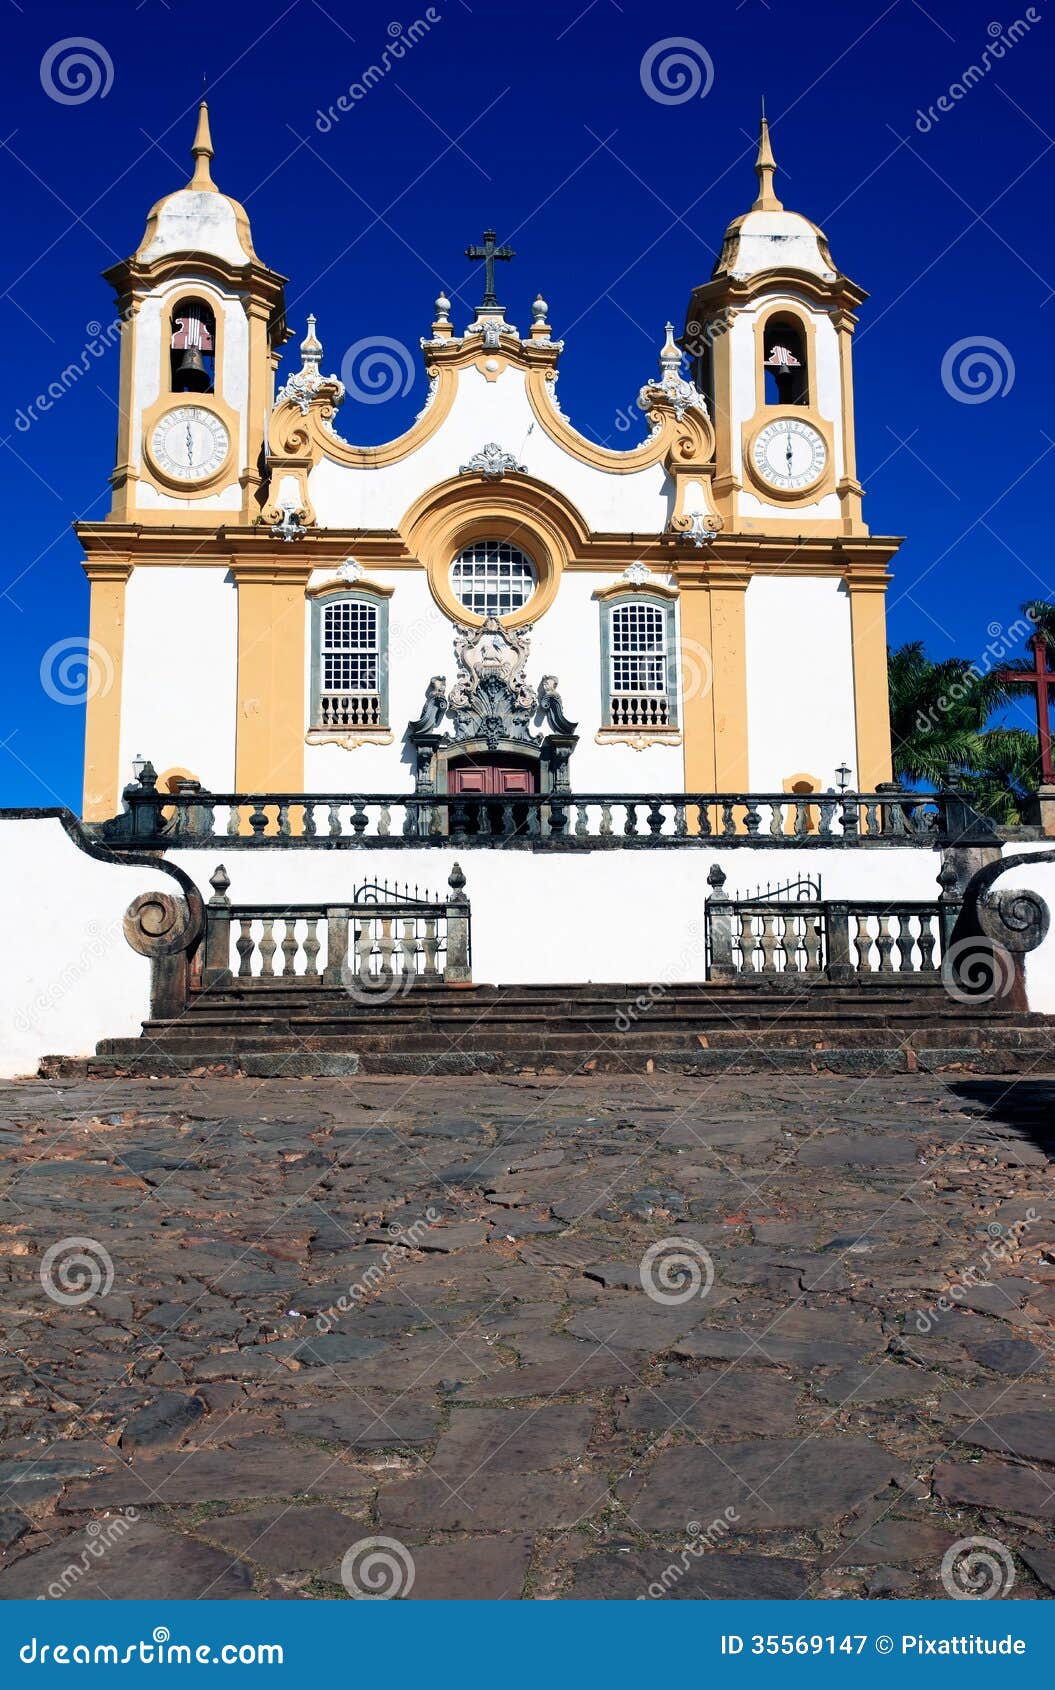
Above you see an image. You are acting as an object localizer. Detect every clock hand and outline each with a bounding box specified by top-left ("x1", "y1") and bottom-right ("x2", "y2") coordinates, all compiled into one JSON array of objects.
[{"x1": 186, "y1": 424, "x2": 194, "y2": 467}]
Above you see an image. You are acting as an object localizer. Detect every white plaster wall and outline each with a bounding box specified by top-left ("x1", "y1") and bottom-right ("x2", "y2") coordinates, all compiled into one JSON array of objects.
[
  {"x1": 309, "y1": 364, "x2": 671, "y2": 535},
  {"x1": 167, "y1": 843, "x2": 945, "y2": 987},
  {"x1": 0, "y1": 817, "x2": 176, "y2": 1076},
  {"x1": 302, "y1": 568, "x2": 684, "y2": 795},
  {"x1": 121, "y1": 566, "x2": 238, "y2": 790},
  {"x1": 745, "y1": 576, "x2": 856, "y2": 792}
]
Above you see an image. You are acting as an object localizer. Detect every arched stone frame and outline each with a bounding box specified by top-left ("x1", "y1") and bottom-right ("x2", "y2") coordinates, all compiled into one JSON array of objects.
[{"x1": 400, "y1": 476, "x2": 592, "y2": 631}]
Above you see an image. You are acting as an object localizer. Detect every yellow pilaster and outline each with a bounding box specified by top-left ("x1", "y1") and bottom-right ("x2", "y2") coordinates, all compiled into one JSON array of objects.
[
  {"x1": 82, "y1": 561, "x2": 132, "y2": 822},
  {"x1": 710, "y1": 583, "x2": 750, "y2": 790},
  {"x1": 232, "y1": 564, "x2": 311, "y2": 790},
  {"x1": 679, "y1": 573, "x2": 750, "y2": 795},
  {"x1": 848, "y1": 579, "x2": 893, "y2": 788}
]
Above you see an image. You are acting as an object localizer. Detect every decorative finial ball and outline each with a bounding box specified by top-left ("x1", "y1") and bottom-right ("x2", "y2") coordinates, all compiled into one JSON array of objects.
[
  {"x1": 434, "y1": 289, "x2": 451, "y2": 322},
  {"x1": 533, "y1": 292, "x2": 549, "y2": 324}
]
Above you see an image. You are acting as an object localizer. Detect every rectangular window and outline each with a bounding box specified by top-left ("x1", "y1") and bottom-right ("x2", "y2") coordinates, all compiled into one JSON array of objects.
[
  {"x1": 312, "y1": 595, "x2": 388, "y2": 730},
  {"x1": 606, "y1": 599, "x2": 674, "y2": 728}
]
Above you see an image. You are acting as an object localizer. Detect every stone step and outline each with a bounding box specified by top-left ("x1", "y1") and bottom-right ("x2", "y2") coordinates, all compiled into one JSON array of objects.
[{"x1": 46, "y1": 1042, "x2": 1054, "y2": 1080}]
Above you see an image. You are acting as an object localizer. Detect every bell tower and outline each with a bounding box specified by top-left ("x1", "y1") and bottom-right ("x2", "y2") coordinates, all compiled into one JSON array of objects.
[
  {"x1": 683, "y1": 112, "x2": 866, "y2": 538},
  {"x1": 102, "y1": 101, "x2": 288, "y2": 523}
]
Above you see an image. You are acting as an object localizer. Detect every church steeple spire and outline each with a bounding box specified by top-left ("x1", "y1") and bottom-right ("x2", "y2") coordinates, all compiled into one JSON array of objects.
[
  {"x1": 188, "y1": 99, "x2": 215, "y2": 192},
  {"x1": 752, "y1": 101, "x2": 783, "y2": 212}
]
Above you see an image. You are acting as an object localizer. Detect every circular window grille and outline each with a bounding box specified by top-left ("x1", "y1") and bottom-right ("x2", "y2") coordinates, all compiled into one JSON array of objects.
[{"x1": 450, "y1": 540, "x2": 537, "y2": 618}]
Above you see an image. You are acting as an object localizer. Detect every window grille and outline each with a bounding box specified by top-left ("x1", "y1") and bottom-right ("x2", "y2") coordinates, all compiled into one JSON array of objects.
[
  {"x1": 609, "y1": 600, "x2": 671, "y2": 727},
  {"x1": 450, "y1": 540, "x2": 536, "y2": 617}
]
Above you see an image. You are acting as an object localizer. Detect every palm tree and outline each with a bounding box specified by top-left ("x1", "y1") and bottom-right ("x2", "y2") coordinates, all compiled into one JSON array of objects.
[{"x1": 887, "y1": 640, "x2": 1039, "y2": 820}]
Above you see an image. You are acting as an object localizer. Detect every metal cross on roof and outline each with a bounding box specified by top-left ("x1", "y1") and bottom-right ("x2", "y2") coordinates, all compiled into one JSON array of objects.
[{"x1": 465, "y1": 228, "x2": 515, "y2": 309}]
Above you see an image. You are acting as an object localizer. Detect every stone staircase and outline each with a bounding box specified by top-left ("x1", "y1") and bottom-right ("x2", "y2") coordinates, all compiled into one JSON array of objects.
[{"x1": 41, "y1": 977, "x2": 1055, "y2": 1078}]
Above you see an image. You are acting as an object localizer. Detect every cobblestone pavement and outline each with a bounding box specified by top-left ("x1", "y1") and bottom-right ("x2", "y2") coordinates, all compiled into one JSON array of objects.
[{"x1": 0, "y1": 1073, "x2": 1052, "y2": 1602}]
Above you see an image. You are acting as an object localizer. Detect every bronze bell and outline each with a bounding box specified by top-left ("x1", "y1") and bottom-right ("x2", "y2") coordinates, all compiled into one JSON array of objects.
[{"x1": 173, "y1": 345, "x2": 211, "y2": 392}]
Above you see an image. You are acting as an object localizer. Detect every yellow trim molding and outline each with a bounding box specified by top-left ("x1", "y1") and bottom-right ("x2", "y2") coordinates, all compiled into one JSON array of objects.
[
  {"x1": 848, "y1": 578, "x2": 893, "y2": 788},
  {"x1": 82, "y1": 560, "x2": 131, "y2": 822}
]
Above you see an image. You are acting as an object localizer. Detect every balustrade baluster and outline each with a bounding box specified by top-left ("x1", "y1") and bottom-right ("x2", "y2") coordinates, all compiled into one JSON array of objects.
[
  {"x1": 376, "y1": 916, "x2": 395, "y2": 985},
  {"x1": 226, "y1": 805, "x2": 241, "y2": 837},
  {"x1": 281, "y1": 919, "x2": 298, "y2": 976},
  {"x1": 399, "y1": 917, "x2": 418, "y2": 985},
  {"x1": 303, "y1": 918, "x2": 321, "y2": 979},
  {"x1": 258, "y1": 919, "x2": 277, "y2": 977},
  {"x1": 350, "y1": 800, "x2": 368, "y2": 836},
  {"x1": 302, "y1": 803, "x2": 317, "y2": 839},
  {"x1": 354, "y1": 920, "x2": 374, "y2": 985},
  {"x1": 378, "y1": 804, "x2": 391, "y2": 838},
  {"x1": 875, "y1": 915, "x2": 896, "y2": 974},
  {"x1": 647, "y1": 800, "x2": 664, "y2": 836},
  {"x1": 916, "y1": 917, "x2": 937, "y2": 973},
  {"x1": 744, "y1": 800, "x2": 760, "y2": 835},
  {"x1": 451, "y1": 799, "x2": 468, "y2": 840},
  {"x1": 840, "y1": 798, "x2": 860, "y2": 839},
  {"x1": 277, "y1": 803, "x2": 290, "y2": 840},
  {"x1": 721, "y1": 801, "x2": 736, "y2": 837},
  {"x1": 853, "y1": 914, "x2": 873, "y2": 972},
  {"x1": 599, "y1": 802, "x2": 612, "y2": 837},
  {"x1": 673, "y1": 801, "x2": 687, "y2": 838},
  {"x1": 864, "y1": 801, "x2": 880, "y2": 836},
  {"x1": 198, "y1": 800, "x2": 215, "y2": 840},
  {"x1": 694, "y1": 801, "x2": 712, "y2": 837},
  {"x1": 422, "y1": 915, "x2": 440, "y2": 978},
  {"x1": 769, "y1": 799, "x2": 783, "y2": 837},
  {"x1": 328, "y1": 802, "x2": 342, "y2": 838},
  {"x1": 500, "y1": 802, "x2": 514, "y2": 838},
  {"x1": 575, "y1": 803, "x2": 590, "y2": 839},
  {"x1": 802, "y1": 912, "x2": 824, "y2": 974},
  {"x1": 794, "y1": 800, "x2": 808, "y2": 838},
  {"x1": 623, "y1": 802, "x2": 639, "y2": 837},
  {"x1": 549, "y1": 797, "x2": 569, "y2": 836},
  {"x1": 760, "y1": 913, "x2": 779, "y2": 975},
  {"x1": 236, "y1": 919, "x2": 254, "y2": 978},
  {"x1": 526, "y1": 805, "x2": 541, "y2": 837},
  {"x1": 818, "y1": 797, "x2": 836, "y2": 838},
  {"x1": 249, "y1": 802, "x2": 268, "y2": 838}
]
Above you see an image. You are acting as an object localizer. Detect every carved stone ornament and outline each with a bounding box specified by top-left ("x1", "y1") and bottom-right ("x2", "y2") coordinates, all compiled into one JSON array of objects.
[
  {"x1": 671, "y1": 510, "x2": 723, "y2": 548},
  {"x1": 637, "y1": 322, "x2": 707, "y2": 424},
  {"x1": 123, "y1": 892, "x2": 202, "y2": 958},
  {"x1": 459, "y1": 442, "x2": 528, "y2": 480},
  {"x1": 275, "y1": 315, "x2": 346, "y2": 416},
  {"x1": 447, "y1": 617, "x2": 539, "y2": 748}
]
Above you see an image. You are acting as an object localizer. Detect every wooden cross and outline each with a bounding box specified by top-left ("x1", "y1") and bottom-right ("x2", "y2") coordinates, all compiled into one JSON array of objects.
[
  {"x1": 465, "y1": 228, "x2": 514, "y2": 308},
  {"x1": 994, "y1": 633, "x2": 1055, "y2": 784}
]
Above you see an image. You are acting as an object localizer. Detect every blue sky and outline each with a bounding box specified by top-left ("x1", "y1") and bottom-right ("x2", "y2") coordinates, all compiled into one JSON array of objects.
[{"x1": 2, "y1": 0, "x2": 1051, "y2": 809}]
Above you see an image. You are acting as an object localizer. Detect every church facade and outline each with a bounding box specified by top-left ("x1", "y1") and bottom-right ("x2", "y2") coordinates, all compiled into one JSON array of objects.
[{"x1": 78, "y1": 103, "x2": 897, "y2": 824}]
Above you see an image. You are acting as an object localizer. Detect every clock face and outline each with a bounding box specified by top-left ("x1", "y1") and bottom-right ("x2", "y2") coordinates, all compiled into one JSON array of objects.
[
  {"x1": 149, "y1": 405, "x2": 229, "y2": 483},
  {"x1": 752, "y1": 417, "x2": 828, "y2": 492}
]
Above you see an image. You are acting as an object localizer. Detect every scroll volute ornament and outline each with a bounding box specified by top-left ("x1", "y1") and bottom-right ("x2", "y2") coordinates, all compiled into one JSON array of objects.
[{"x1": 123, "y1": 890, "x2": 204, "y2": 958}]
